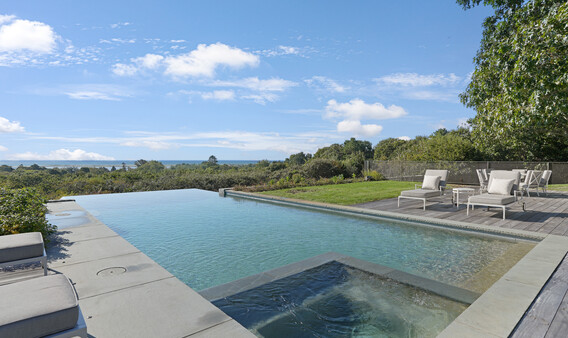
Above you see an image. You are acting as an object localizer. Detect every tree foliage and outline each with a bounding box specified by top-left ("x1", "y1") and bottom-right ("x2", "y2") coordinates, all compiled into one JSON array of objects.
[
  {"x1": 373, "y1": 128, "x2": 480, "y2": 161},
  {"x1": 459, "y1": 0, "x2": 568, "y2": 160}
]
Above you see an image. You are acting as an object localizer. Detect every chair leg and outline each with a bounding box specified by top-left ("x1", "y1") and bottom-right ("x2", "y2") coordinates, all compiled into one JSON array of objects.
[
  {"x1": 467, "y1": 204, "x2": 470, "y2": 215},
  {"x1": 502, "y1": 207, "x2": 506, "y2": 220},
  {"x1": 42, "y1": 256, "x2": 47, "y2": 276},
  {"x1": 423, "y1": 199, "x2": 426, "y2": 210},
  {"x1": 397, "y1": 197, "x2": 400, "y2": 208}
]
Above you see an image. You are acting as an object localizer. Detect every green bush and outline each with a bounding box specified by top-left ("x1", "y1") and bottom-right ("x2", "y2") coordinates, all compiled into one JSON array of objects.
[
  {"x1": 303, "y1": 159, "x2": 343, "y2": 179},
  {"x1": 0, "y1": 188, "x2": 56, "y2": 242},
  {"x1": 363, "y1": 170, "x2": 385, "y2": 181}
]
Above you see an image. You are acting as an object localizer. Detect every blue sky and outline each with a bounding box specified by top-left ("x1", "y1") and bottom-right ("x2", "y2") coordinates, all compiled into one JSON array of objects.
[{"x1": 0, "y1": 1, "x2": 492, "y2": 161}]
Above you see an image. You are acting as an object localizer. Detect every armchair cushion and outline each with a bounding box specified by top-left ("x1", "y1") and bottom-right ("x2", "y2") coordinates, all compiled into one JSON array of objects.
[{"x1": 488, "y1": 178, "x2": 515, "y2": 195}]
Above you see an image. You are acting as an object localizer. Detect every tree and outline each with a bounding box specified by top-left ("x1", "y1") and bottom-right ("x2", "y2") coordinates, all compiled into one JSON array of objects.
[
  {"x1": 343, "y1": 138, "x2": 373, "y2": 159},
  {"x1": 286, "y1": 152, "x2": 312, "y2": 166},
  {"x1": 458, "y1": 0, "x2": 568, "y2": 160},
  {"x1": 208, "y1": 155, "x2": 218, "y2": 164},
  {"x1": 134, "y1": 159, "x2": 148, "y2": 167},
  {"x1": 136, "y1": 160, "x2": 165, "y2": 172},
  {"x1": 373, "y1": 138, "x2": 409, "y2": 160},
  {"x1": 313, "y1": 143, "x2": 344, "y2": 161}
]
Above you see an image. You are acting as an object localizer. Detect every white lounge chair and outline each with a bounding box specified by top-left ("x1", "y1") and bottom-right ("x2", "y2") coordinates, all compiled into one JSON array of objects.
[
  {"x1": 537, "y1": 170, "x2": 552, "y2": 195},
  {"x1": 398, "y1": 170, "x2": 448, "y2": 210},
  {"x1": 476, "y1": 169, "x2": 488, "y2": 192},
  {"x1": 519, "y1": 170, "x2": 534, "y2": 197},
  {"x1": 0, "y1": 274, "x2": 87, "y2": 337},
  {"x1": 0, "y1": 232, "x2": 47, "y2": 276},
  {"x1": 467, "y1": 170, "x2": 521, "y2": 220}
]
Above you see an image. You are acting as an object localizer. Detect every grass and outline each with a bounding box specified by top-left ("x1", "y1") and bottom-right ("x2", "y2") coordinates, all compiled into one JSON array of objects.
[
  {"x1": 549, "y1": 184, "x2": 568, "y2": 191},
  {"x1": 260, "y1": 180, "x2": 418, "y2": 205}
]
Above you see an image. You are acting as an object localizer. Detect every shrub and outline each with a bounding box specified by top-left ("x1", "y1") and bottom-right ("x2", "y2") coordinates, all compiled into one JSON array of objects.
[
  {"x1": 303, "y1": 159, "x2": 343, "y2": 179},
  {"x1": 363, "y1": 170, "x2": 385, "y2": 181},
  {"x1": 0, "y1": 188, "x2": 56, "y2": 242}
]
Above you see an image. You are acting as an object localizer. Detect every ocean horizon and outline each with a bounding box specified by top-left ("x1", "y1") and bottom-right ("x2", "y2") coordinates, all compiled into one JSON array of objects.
[{"x1": 0, "y1": 160, "x2": 261, "y2": 169}]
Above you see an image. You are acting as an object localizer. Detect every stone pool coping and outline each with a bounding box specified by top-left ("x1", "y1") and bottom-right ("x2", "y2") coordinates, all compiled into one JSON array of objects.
[
  {"x1": 200, "y1": 252, "x2": 480, "y2": 305},
  {"x1": 43, "y1": 200, "x2": 255, "y2": 338},
  {"x1": 221, "y1": 189, "x2": 568, "y2": 337}
]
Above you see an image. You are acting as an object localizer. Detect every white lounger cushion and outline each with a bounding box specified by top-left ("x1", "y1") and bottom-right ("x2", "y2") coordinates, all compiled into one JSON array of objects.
[
  {"x1": 422, "y1": 175, "x2": 441, "y2": 190},
  {"x1": 400, "y1": 189, "x2": 442, "y2": 198},
  {"x1": 0, "y1": 274, "x2": 79, "y2": 337},
  {"x1": 0, "y1": 232, "x2": 44, "y2": 263},
  {"x1": 468, "y1": 194, "x2": 516, "y2": 205},
  {"x1": 487, "y1": 178, "x2": 515, "y2": 195}
]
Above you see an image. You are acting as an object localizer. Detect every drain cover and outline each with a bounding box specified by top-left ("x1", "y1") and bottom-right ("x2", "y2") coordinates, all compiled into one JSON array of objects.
[{"x1": 97, "y1": 267, "x2": 127, "y2": 277}]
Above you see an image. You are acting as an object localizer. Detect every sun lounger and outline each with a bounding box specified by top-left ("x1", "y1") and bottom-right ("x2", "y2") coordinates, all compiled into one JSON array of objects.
[
  {"x1": 0, "y1": 232, "x2": 47, "y2": 276},
  {"x1": 467, "y1": 170, "x2": 521, "y2": 220},
  {"x1": 398, "y1": 170, "x2": 448, "y2": 210},
  {"x1": 0, "y1": 274, "x2": 87, "y2": 337}
]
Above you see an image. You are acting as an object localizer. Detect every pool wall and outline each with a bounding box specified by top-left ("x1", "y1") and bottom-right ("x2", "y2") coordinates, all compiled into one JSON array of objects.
[
  {"x1": 201, "y1": 252, "x2": 480, "y2": 305},
  {"x1": 221, "y1": 189, "x2": 568, "y2": 337}
]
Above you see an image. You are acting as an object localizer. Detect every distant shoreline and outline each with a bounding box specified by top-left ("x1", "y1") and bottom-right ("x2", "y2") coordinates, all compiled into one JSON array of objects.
[{"x1": 0, "y1": 160, "x2": 261, "y2": 169}]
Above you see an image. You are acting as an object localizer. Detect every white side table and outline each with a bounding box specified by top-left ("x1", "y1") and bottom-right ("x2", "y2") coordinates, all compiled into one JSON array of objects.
[{"x1": 452, "y1": 188, "x2": 476, "y2": 208}]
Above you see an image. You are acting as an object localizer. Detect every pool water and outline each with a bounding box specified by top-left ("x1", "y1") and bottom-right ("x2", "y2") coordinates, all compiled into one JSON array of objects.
[
  {"x1": 68, "y1": 189, "x2": 533, "y2": 292},
  {"x1": 213, "y1": 261, "x2": 468, "y2": 338}
]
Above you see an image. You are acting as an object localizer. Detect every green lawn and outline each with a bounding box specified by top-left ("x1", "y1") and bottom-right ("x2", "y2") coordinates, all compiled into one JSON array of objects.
[
  {"x1": 549, "y1": 184, "x2": 568, "y2": 191},
  {"x1": 260, "y1": 180, "x2": 418, "y2": 205}
]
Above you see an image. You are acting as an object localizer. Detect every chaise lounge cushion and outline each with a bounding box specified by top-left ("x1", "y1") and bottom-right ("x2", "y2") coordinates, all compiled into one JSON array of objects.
[
  {"x1": 0, "y1": 274, "x2": 79, "y2": 337},
  {"x1": 0, "y1": 232, "x2": 44, "y2": 263},
  {"x1": 468, "y1": 194, "x2": 516, "y2": 205},
  {"x1": 400, "y1": 189, "x2": 441, "y2": 198},
  {"x1": 422, "y1": 175, "x2": 441, "y2": 190}
]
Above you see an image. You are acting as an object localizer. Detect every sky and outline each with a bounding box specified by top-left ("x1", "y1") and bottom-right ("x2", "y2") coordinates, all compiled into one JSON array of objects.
[{"x1": 0, "y1": 1, "x2": 493, "y2": 161}]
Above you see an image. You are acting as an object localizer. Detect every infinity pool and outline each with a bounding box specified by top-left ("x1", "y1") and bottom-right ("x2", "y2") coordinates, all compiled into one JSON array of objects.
[{"x1": 68, "y1": 189, "x2": 533, "y2": 293}]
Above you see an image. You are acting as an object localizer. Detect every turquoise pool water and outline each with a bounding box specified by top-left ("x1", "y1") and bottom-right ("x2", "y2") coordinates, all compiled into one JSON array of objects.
[{"x1": 69, "y1": 189, "x2": 527, "y2": 291}]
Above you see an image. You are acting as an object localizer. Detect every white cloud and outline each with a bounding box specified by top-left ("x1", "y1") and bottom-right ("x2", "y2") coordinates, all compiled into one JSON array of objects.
[
  {"x1": 398, "y1": 136, "x2": 411, "y2": 141},
  {"x1": 337, "y1": 120, "x2": 383, "y2": 137},
  {"x1": 376, "y1": 73, "x2": 460, "y2": 87},
  {"x1": 325, "y1": 99, "x2": 407, "y2": 120},
  {"x1": 0, "y1": 145, "x2": 8, "y2": 151},
  {"x1": 278, "y1": 46, "x2": 298, "y2": 55},
  {"x1": 135, "y1": 53, "x2": 163, "y2": 69},
  {"x1": 324, "y1": 99, "x2": 407, "y2": 138},
  {"x1": 112, "y1": 53, "x2": 164, "y2": 76},
  {"x1": 9, "y1": 149, "x2": 115, "y2": 160},
  {"x1": 110, "y1": 22, "x2": 131, "y2": 29},
  {"x1": 65, "y1": 91, "x2": 121, "y2": 101},
  {"x1": 0, "y1": 116, "x2": 25, "y2": 133},
  {"x1": 111, "y1": 63, "x2": 138, "y2": 76},
  {"x1": 62, "y1": 84, "x2": 134, "y2": 101},
  {"x1": 201, "y1": 90, "x2": 235, "y2": 101},
  {"x1": 305, "y1": 76, "x2": 346, "y2": 93},
  {"x1": 211, "y1": 77, "x2": 296, "y2": 92},
  {"x1": 403, "y1": 90, "x2": 458, "y2": 102},
  {"x1": 241, "y1": 93, "x2": 279, "y2": 105},
  {"x1": 164, "y1": 42, "x2": 259, "y2": 78},
  {"x1": 0, "y1": 18, "x2": 57, "y2": 53},
  {"x1": 0, "y1": 15, "x2": 16, "y2": 25},
  {"x1": 121, "y1": 141, "x2": 174, "y2": 150}
]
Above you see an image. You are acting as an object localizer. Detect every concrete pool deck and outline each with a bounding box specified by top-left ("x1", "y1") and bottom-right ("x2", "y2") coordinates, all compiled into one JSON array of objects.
[{"x1": 41, "y1": 200, "x2": 255, "y2": 338}]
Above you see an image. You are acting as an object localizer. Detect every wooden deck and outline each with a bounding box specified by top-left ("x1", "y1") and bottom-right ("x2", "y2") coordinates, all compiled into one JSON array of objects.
[{"x1": 353, "y1": 190, "x2": 568, "y2": 337}]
